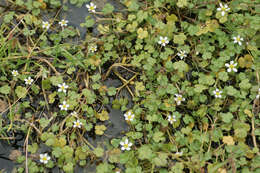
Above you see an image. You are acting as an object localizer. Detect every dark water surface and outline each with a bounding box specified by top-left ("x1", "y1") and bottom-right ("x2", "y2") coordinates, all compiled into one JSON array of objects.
[
  {"x1": 0, "y1": 0, "x2": 128, "y2": 172},
  {"x1": 0, "y1": 141, "x2": 16, "y2": 173}
]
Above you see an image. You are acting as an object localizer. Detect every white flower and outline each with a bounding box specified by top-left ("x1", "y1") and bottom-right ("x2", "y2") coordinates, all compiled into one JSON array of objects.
[
  {"x1": 73, "y1": 120, "x2": 82, "y2": 128},
  {"x1": 256, "y1": 88, "x2": 260, "y2": 99},
  {"x1": 24, "y1": 77, "x2": 34, "y2": 85},
  {"x1": 12, "y1": 70, "x2": 19, "y2": 77},
  {"x1": 175, "y1": 151, "x2": 183, "y2": 156},
  {"x1": 158, "y1": 36, "x2": 169, "y2": 46},
  {"x1": 89, "y1": 45, "x2": 97, "y2": 53},
  {"x1": 217, "y1": 3, "x2": 230, "y2": 16},
  {"x1": 59, "y1": 19, "x2": 68, "y2": 27},
  {"x1": 39, "y1": 153, "x2": 50, "y2": 164},
  {"x1": 124, "y1": 111, "x2": 135, "y2": 121},
  {"x1": 213, "y1": 88, "x2": 222, "y2": 98},
  {"x1": 177, "y1": 50, "x2": 187, "y2": 59},
  {"x1": 168, "y1": 115, "x2": 177, "y2": 124},
  {"x1": 58, "y1": 83, "x2": 68, "y2": 93},
  {"x1": 120, "y1": 138, "x2": 132, "y2": 151},
  {"x1": 174, "y1": 94, "x2": 185, "y2": 105},
  {"x1": 42, "y1": 21, "x2": 50, "y2": 30},
  {"x1": 233, "y1": 35, "x2": 243, "y2": 46},
  {"x1": 59, "y1": 101, "x2": 69, "y2": 111},
  {"x1": 71, "y1": 111, "x2": 78, "y2": 117},
  {"x1": 116, "y1": 171, "x2": 120, "y2": 173},
  {"x1": 225, "y1": 61, "x2": 237, "y2": 72},
  {"x1": 86, "y1": 2, "x2": 96, "y2": 13}
]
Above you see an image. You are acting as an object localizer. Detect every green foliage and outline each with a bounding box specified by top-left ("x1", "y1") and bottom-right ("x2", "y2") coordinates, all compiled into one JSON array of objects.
[{"x1": 0, "y1": 0, "x2": 260, "y2": 172}]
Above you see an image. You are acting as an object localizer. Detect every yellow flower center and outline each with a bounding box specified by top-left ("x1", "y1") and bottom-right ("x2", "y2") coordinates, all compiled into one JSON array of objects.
[
  {"x1": 61, "y1": 21, "x2": 66, "y2": 25},
  {"x1": 161, "y1": 39, "x2": 166, "y2": 43},
  {"x1": 127, "y1": 115, "x2": 132, "y2": 120},
  {"x1": 230, "y1": 64, "x2": 234, "y2": 69},
  {"x1": 90, "y1": 6, "x2": 94, "y2": 10},
  {"x1": 61, "y1": 86, "x2": 65, "y2": 90},
  {"x1": 76, "y1": 122, "x2": 80, "y2": 126},
  {"x1": 177, "y1": 97, "x2": 182, "y2": 101},
  {"x1": 221, "y1": 7, "x2": 226, "y2": 11},
  {"x1": 236, "y1": 37, "x2": 240, "y2": 42},
  {"x1": 216, "y1": 92, "x2": 220, "y2": 96},
  {"x1": 62, "y1": 104, "x2": 67, "y2": 108},
  {"x1": 123, "y1": 144, "x2": 129, "y2": 148},
  {"x1": 42, "y1": 157, "x2": 47, "y2": 161}
]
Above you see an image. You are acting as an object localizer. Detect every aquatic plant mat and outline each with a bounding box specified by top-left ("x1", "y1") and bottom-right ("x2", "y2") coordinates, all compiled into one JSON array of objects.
[{"x1": 0, "y1": 0, "x2": 260, "y2": 172}]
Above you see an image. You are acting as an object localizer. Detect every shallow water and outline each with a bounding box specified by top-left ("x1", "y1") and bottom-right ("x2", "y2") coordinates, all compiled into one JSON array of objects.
[
  {"x1": 0, "y1": 141, "x2": 16, "y2": 173},
  {"x1": 0, "y1": 0, "x2": 128, "y2": 171}
]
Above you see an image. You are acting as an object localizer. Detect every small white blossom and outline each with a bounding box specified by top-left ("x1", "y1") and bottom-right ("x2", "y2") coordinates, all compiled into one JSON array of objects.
[
  {"x1": 59, "y1": 19, "x2": 68, "y2": 27},
  {"x1": 12, "y1": 70, "x2": 19, "y2": 77},
  {"x1": 89, "y1": 45, "x2": 97, "y2": 53},
  {"x1": 59, "y1": 101, "x2": 69, "y2": 111},
  {"x1": 124, "y1": 111, "x2": 135, "y2": 121},
  {"x1": 213, "y1": 88, "x2": 222, "y2": 98},
  {"x1": 58, "y1": 83, "x2": 68, "y2": 93},
  {"x1": 174, "y1": 94, "x2": 185, "y2": 105},
  {"x1": 86, "y1": 2, "x2": 96, "y2": 13},
  {"x1": 42, "y1": 21, "x2": 50, "y2": 30},
  {"x1": 225, "y1": 61, "x2": 237, "y2": 73},
  {"x1": 168, "y1": 115, "x2": 177, "y2": 124},
  {"x1": 39, "y1": 153, "x2": 50, "y2": 164},
  {"x1": 116, "y1": 171, "x2": 120, "y2": 173},
  {"x1": 175, "y1": 151, "x2": 183, "y2": 156},
  {"x1": 71, "y1": 111, "x2": 78, "y2": 117},
  {"x1": 217, "y1": 3, "x2": 230, "y2": 16},
  {"x1": 24, "y1": 77, "x2": 34, "y2": 85},
  {"x1": 256, "y1": 88, "x2": 260, "y2": 99},
  {"x1": 73, "y1": 120, "x2": 82, "y2": 128},
  {"x1": 158, "y1": 36, "x2": 169, "y2": 46},
  {"x1": 177, "y1": 50, "x2": 187, "y2": 59},
  {"x1": 120, "y1": 138, "x2": 132, "y2": 151},
  {"x1": 233, "y1": 35, "x2": 243, "y2": 46}
]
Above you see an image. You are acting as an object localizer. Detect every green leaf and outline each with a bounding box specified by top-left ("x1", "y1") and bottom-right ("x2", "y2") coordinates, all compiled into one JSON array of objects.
[
  {"x1": 173, "y1": 33, "x2": 187, "y2": 45},
  {"x1": 15, "y1": 86, "x2": 27, "y2": 98},
  {"x1": 82, "y1": 89, "x2": 96, "y2": 104},
  {"x1": 50, "y1": 76, "x2": 63, "y2": 86},
  {"x1": 102, "y1": 3, "x2": 114, "y2": 15},
  {"x1": 96, "y1": 162, "x2": 114, "y2": 173},
  {"x1": 39, "y1": 118, "x2": 50, "y2": 129},
  {"x1": 0, "y1": 85, "x2": 11, "y2": 95},
  {"x1": 177, "y1": 0, "x2": 187, "y2": 8},
  {"x1": 63, "y1": 162, "x2": 73, "y2": 172},
  {"x1": 194, "y1": 84, "x2": 207, "y2": 93},
  {"x1": 173, "y1": 61, "x2": 189, "y2": 72},
  {"x1": 198, "y1": 74, "x2": 215, "y2": 86},
  {"x1": 4, "y1": 12, "x2": 15, "y2": 23},
  {"x1": 239, "y1": 79, "x2": 251, "y2": 90},
  {"x1": 225, "y1": 86, "x2": 238, "y2": 96},
  {"x1": 137, "y1": 28, "x2": 148, "y2": 39},
  {"x1": 81, "y1": 16, "x2": 95, "y2": 28},
  {"x1": 152, "y1": 153, "x2": 168, "y2": 166},
  {"x1": 218, "y1": 71, "x2": 229, "y2": 82},
  {"x1": 153, "y1": 131, "x2": 165, "y2": 142},
  {"x1": 138, "y1": 145, "x2": 154, "y2": 160},
  {"x1": 42, "y1": 79, "x2": 51, "y2": 90},
  {"x1": 94, "y1": 147, "x2": 104, "y2": 157},
  {"x1": 220, "y1": 112, "x2": 233, "y2": 123},
  {"x1": 107, "y1": 87, "x2": 117, "y2": 96}
]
